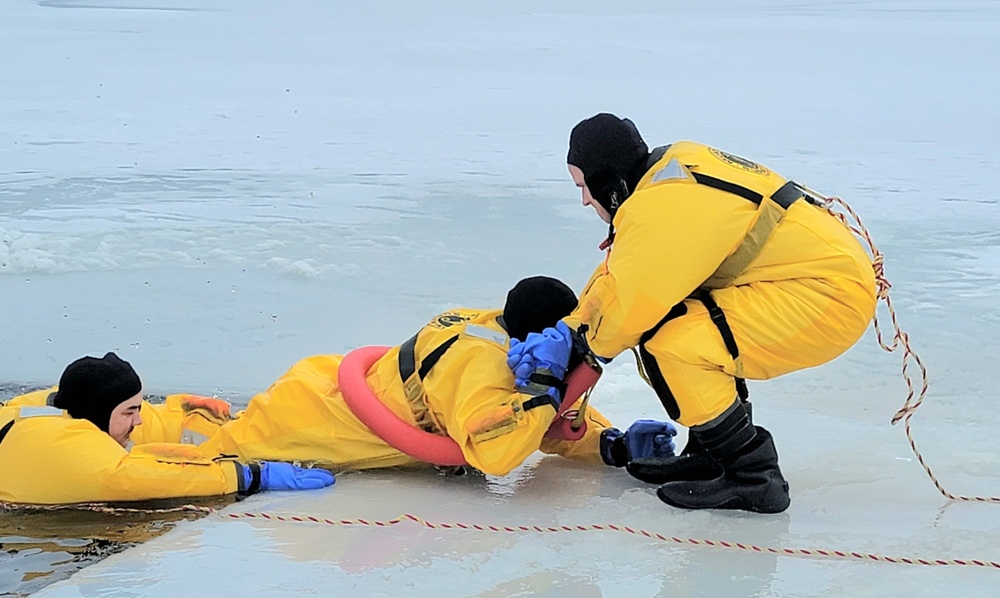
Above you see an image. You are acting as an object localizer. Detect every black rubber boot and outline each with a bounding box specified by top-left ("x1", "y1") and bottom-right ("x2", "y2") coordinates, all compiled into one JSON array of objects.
[
  {"x1": 626, "y1": 432, "x2": 723, "y2": 484},
  {"x1": 656, "y1": 403, "x2": 790, "y2": 514}
]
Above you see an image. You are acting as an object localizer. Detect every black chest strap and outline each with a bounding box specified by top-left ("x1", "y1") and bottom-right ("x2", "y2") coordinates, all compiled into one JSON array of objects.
[
  {"x1": 0, "y1": 419, "x2": 14, "y2": 447},
  {"x1": 399, "y1": 332, "x2": 460, "y2": 434}
]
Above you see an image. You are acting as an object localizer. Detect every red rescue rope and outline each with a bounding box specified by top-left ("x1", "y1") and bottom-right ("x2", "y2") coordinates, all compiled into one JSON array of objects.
[
  {"x1": 3, "y1": 501, "x2": 996, "y2": 569},
  {"x1": 803, "y1": 185, "x2": 1000, "y2": 504}
]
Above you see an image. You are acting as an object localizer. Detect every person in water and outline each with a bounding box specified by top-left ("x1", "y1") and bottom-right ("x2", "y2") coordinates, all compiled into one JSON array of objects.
[{"x1": 0, "y1": 352, "x2": 333, "y2": 505}]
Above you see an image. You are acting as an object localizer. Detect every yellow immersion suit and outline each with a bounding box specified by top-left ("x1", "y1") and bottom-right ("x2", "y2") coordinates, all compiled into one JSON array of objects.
[
  {"x1": 0, "y1": 402, "x2": 241, "y2": 505},
  {"x1": 576, "y1": 141, "x2": 877, "y2": 427},
  {"x1": 201, "y1": 309, "x2": 613, "y2": 476}
]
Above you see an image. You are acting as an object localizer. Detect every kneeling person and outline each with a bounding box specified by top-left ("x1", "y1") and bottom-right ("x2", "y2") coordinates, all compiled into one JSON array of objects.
[{"x1": 201, "y1": 276, "x2": 678, "y2": 476}]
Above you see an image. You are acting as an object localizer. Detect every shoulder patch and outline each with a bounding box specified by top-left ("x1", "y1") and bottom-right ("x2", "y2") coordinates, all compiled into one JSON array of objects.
[
  {"x1": 462, "y1": 324, "x2": 508, "y2": 346},
  {"x1": 709, "y1": 147, "x2": 770, "y2": 176},
  {"x1": 19, "y1": 406, "x2": 64, "y2": 418},
  {"x1": 430, "y1": 312, "x2": 474, "y2": 329}
]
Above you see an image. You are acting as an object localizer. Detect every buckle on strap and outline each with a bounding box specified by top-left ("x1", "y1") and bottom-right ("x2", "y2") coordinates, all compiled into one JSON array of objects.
[{"x1": 770, "y1": 180, "x2": 804, "y2": 210}]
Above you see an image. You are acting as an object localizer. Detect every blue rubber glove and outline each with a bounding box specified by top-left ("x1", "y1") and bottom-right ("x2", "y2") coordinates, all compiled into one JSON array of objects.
[
  {"x1": 623, "y1": 419, "x2": 677, "y2": 461},
  {"x1": 506, "y1": 340, "x2": 536, "y2": 386},
  {"x1": 600, "y1": 419, "x2": 678, "y2": 467},
  {"x1": 506, "y1": 321, "x2": 575, "y2": 384},
  {"x1": 241, "y1": 462, "x2": 336, "y2": 494},
  {"x1": 506, "y1": 321, "x2": 574, "y2": 403}
]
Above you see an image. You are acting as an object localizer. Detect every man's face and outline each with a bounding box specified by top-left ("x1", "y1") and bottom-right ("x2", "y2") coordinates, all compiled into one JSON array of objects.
[
  {"x1": 108, "y1": 393, "x2": 143, "y2": 447},
  {"x1": 568, "y1": 164, "x2": 612, "y2": 224}
]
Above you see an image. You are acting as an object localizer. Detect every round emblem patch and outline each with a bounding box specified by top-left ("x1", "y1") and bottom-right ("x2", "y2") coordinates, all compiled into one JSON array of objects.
[{"x1": 709, "y1": 147, "x2": 769, "y2": 175}]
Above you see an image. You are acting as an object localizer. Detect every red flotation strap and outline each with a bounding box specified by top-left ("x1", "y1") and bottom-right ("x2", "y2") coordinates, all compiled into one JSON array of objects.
[
  {"x1": 339, "y1": 345, "x2": 601, "y2": 466},
  {"x1": 540, "y1": 360, "x2": 601, "y2": 442}
]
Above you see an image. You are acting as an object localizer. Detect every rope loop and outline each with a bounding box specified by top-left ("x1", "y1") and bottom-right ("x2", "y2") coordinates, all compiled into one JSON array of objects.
[{"x1": 804, "y1": 184, "x2": 999, "y2": 504}]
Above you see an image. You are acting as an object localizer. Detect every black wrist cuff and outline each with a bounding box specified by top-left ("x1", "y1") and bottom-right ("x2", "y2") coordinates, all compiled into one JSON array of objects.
[
  {"x1": 610, "y1": 436, "x2": 629, "y2": 467},
  {"x1": 238, "y1": 462, "x2": 262, "y2": 497}
]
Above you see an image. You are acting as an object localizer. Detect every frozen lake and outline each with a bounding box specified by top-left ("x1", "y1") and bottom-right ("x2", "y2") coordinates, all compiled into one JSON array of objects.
[{"x1": 2, "y1": 0, "x2": 1000, "y2": 596}]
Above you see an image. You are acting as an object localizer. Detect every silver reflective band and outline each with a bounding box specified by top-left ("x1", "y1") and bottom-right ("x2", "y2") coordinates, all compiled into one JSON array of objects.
[
  {"x1": 181, "y1": 430, "x2": 209, "y2": 445},
  {"x1": 463, "y1": 324, "x2": 508, "y2": 346},
  {"x1": 650, "y1": 158, "x2": 691, "y2": 183},
  {"x1": 19, "y1": 406, "x2": 64, "y2": 418}
]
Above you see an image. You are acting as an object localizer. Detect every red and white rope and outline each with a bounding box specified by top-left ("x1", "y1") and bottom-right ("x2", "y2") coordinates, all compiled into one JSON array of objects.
[
  {"x1": 819, "y1": 193, "x2": 1000, "y2": 503},
  {"x1": 3, "y1": 502, "x2": 998, "y2": 569}
]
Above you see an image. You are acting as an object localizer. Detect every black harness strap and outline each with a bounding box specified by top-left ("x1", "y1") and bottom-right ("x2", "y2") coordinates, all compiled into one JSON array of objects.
[
  {"x1": 0, "y1": 420, "x2": 14, "y2": 447},
  {"x1": 690, "y1": 172, "x2": 764, "y2": 205},
  {"x1": 399, "y1": 334, "x2": 418, "y2": 381},
  {"x1": 770, "y1": 180, "x2": 803, "y2": 209},
  {"x1": 637, "y1": 303, "x2": 689, "y2": 420},
  {"x1": 695, "y1": 291, "x2": 750, "y2": 401},
  {"x1": 418, "y1": 336, "x2": 460, "y2": 380},
  {"x1": 399, "y1": 333, "x2": 461, "y2": 384},
  {"x1": 522, "y1": 395, "x2": 560, "y2": 412},
  {"x1": 634, "y1": 171, "x2": 805, "y2": 417},
  {"x1": 247, "y1": 462, "x2": 262, "y2": 494}
]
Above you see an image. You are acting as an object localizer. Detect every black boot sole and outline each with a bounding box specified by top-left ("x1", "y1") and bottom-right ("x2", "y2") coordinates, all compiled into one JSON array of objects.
[
  {"x1": 656, "y1": 480, "x2": 790, "y2": 514},
  {"x1": 626, "y1": 453, "x2": 724, "y2": 485}
]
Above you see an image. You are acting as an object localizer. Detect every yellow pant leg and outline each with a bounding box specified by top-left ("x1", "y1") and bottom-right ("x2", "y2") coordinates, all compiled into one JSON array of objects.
[
  {"x1": 200, "y1": 355, "x2": 418, "y2": 471},
  {"x1": 720, "y1": 277, "x2": 875, "y2": 379},
  {"x1": 645, "y1": 277, "x2": 875, "y2": 427}
]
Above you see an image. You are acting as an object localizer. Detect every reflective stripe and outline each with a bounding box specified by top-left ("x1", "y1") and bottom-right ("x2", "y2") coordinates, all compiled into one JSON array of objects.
[
  {"x1": 181, "y1": 430, "x2": 210, "y2": 445},
  {"x1": 650, "y1": 158, "x2": 692, "y2": 183},
  {"x1": 463, "y1": 324, "x2": 508, "y2": 345},
  {"x1": 19, "y1": 406, "x2": 63, "y2": 418}
]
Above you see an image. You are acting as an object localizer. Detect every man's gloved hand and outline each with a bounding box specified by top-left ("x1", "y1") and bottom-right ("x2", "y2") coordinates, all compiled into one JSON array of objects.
[
  {"x1": 506, "y1": 321, "x2": 574, "y2": 403},
  {"x1": 624, "y1": 419, "x2": 677, "y2": 460},
  {"x1": 179, "y1": 394, "x2": 231, "y2": 422},
  {"x1": 600, "y1": 419, "x2": 678, "y2": 467},
  {"x1": 241, "y1": 462, "x2": 336, "y2": 494}
]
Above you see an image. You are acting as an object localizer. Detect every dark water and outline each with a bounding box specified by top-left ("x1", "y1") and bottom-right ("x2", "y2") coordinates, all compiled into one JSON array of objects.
[
  {"x1": 0, "y1": 384, "x2": 238, "y2": 597},
  {"x1": 0, "y1": 501, "x2": 233, "y2": 597}
]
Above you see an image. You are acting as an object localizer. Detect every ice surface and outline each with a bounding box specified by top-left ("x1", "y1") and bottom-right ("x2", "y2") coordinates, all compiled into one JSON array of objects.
[{"x1": 3, "y1": 0, "x2": 1000, "y2": 596}]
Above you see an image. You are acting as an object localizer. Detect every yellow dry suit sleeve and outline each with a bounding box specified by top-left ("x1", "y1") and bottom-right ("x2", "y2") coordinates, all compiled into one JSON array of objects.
[
  {"x1": 131, "y1": 394, "x2": 231, "y2": 445},
  {"x1": 538, "y1": 402, "x2": 613, "y2": 464},
  {"x1": 0, "y1": 409, "x2": 240, "y2": 505},
  {"x1": 429, "y1": 342, "x2": 557, "y2": 477},
  {"x1": 577, "y1": 185, "x2": 750, "y2": 359},
  {"x1": 1, "y1": 387, "x2": 55, "y2": 407},
  {"x1": 105, "y1": 443, "x2": 241, "y2": 502}
]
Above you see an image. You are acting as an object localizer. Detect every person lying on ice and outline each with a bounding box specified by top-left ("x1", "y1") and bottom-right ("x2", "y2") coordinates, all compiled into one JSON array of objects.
[
  {"x1": 199, "y1": 276, "x2": 679, "y2": 477},
  {"x1": 0, "y1": 352, "x2": 334, "y2": 505},
  {"x1": 541, "y1": 113, "x2": 878, "y2": 514}
]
